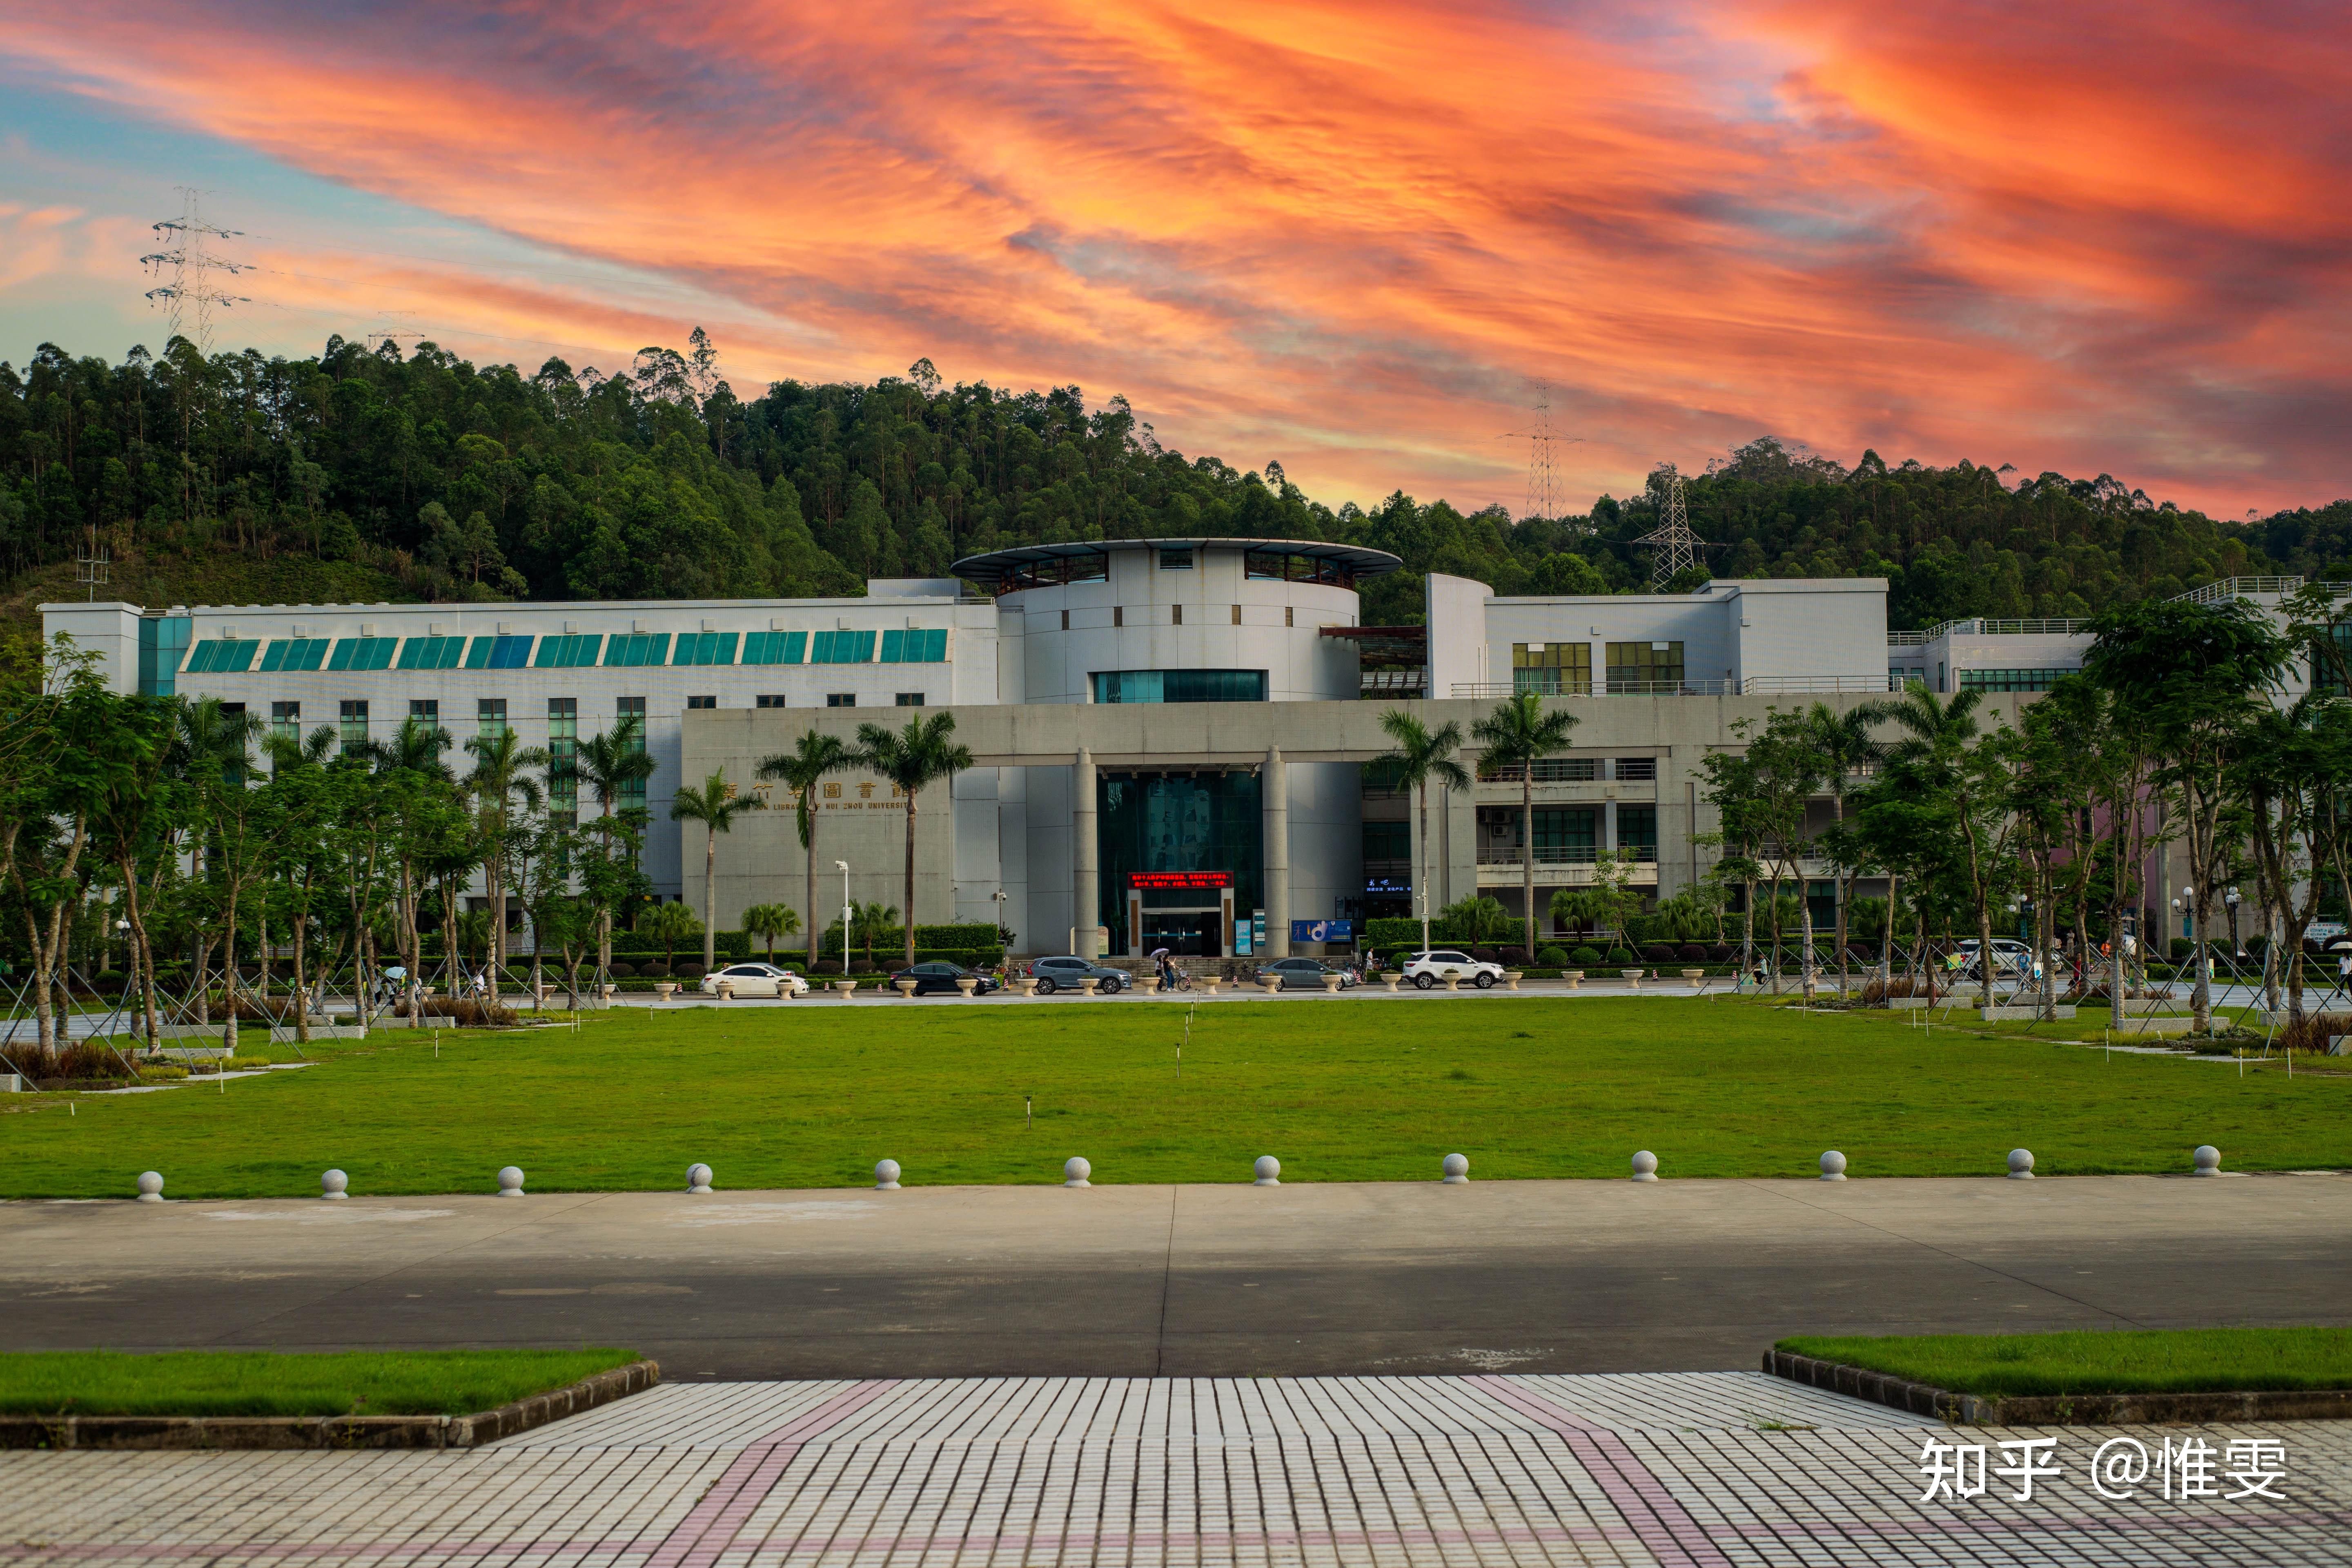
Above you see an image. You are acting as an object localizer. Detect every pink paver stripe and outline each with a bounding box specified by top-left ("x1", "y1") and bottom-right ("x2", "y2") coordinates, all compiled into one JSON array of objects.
[
  {"x1": 1474, "y1": 1373, "x2": 1735, "y2": 1568},
  {"x1": 644, "y1": 1378, "x2": 898, "y2": 1568}
]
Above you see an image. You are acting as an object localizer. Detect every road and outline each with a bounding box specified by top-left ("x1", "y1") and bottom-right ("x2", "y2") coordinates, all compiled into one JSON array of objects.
[{"x1": 4, "y1": 1174, "x2": 2345, "y2": 1378}]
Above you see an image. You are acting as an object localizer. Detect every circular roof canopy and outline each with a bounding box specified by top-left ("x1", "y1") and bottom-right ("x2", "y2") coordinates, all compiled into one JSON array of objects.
[{"x1": 952, "y1": 537, "x2": 1403, "y2": 590}]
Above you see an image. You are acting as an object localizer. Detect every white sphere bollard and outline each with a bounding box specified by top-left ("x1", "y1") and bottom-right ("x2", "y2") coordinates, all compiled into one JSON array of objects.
[
  {"x1": 1063, "y1": 1156, "x2": 1092, "y2": 1188},
  {"x1": 2192, "y1": 1144, "x2": 2222, "y2": 1177},
  {"x1": 1819, "y1": 1150, "x2": 1848, "y2": 1181},
  {"x1": 686, "y1": 1163, "x2": 714, "y2": 1194},
  {"x1": 875, "y1": 1159, "x2": 902, "y2": 1190},
  {"x1": 1441, "y1": 1152, "x2": 1470, "y2": 1184},
  {"x1": 135, "y1": 1171, "x2": 165, "y2": 1203},
  {"x1": 1253, "y1": 1155, "x2": 1281, "y2": 1187},
  {"x1": 496, "y1": 1165, "x2": 526, "y2": 1198},
  {"x1": 1630, "y1": 1151, "x2": 1659, "y2": 1183},
  {"x1": 321, "y1": 1169, "x2": 349, "y2": 1200},
  {"x1": 2007, "y1": 1149, "x2": 2035, "y2": 1180}
]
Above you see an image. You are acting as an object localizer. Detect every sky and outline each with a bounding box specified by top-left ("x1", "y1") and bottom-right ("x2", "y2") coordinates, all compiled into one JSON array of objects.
[{"x1": 2, "y1": 0, "x2": 2348, "y2": 520}]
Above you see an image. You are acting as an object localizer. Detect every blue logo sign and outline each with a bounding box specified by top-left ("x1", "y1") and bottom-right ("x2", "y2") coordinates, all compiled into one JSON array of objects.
[{"x1": 1292, "y1": 920, "x2": 1354, "y2": 942}]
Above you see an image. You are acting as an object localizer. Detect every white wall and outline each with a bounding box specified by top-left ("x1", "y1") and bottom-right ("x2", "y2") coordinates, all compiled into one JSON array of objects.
[
  {"x1": 1425, "y1": 574, "x2": 1495, "y2": 697},
  {"x1": 36, "y1": 602, "x2": 141, "y2": 691}
]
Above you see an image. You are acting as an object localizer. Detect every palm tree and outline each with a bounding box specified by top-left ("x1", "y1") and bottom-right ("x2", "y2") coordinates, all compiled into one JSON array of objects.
[
  {"x1": 848, "y1": 898, "x2": 898, "y2": 970},
  {"x1": 573, "y1": 714, "x2": 656, "y2": 975},
  {"x1": 740, "y1": 902, "x2": 801, "y2": 963},
  {"x1": 371, "y1": 713, "x2": 454, "y2": 780},
  {"x1": 853, "y1": 712, "x2": 973, "y2": 969},
  {"x1": 1375, "y1": 710, "x2": 1470, "y2": 956},
  {"x1": 463, "y1": 726, "x2": 550, "y2": 999},
  {"x1": 637, "y1": 899, "x2": 703, "y2": 971},
  {"x1": 1470, "y1": 692, "x2": 1579, "y2": 957},
  {"x1": 166, "y1": 697, "x2": 263, "y2": 1028},
  {"x1": 1797, "y1": 701, "x2": 1884, "y2": 997},
  {"x1": 1869, "y1": 684, "x2": 2001, "y2": 1008},
  {"x1": 668, "y1": 768, "x2": 764, "y2": 971},
  {"x1": 756, "y1": 730, "x2": 855, "y2": 973}
]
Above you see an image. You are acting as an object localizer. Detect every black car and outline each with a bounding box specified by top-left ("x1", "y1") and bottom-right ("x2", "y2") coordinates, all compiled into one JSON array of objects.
[
  {"x1": 886, "y1": 961, "x2": 998, "y2": 996},
  {"x1": 1254, "y1": 957, "x2": 1354, "y2": 990},
  {"x1": 1025, "y1": 956, "x2": 1129, "y2": 994}
]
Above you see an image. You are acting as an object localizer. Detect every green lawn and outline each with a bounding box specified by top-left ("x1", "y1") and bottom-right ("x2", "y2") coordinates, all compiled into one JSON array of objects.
[
  {"x1": 1776, "y1": 1327, "x2": 2352, "y2": 1397},
  {"x1": 0, "y1": 998, "x2": 2345, "y2": 1197},
  {"x1": 0, "y1": 1349, "x2": 639, "y2": 1417}
]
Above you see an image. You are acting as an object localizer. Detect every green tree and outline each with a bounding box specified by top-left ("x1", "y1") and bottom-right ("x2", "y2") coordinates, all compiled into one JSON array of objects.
[
  {"x1": 574, "y1": 713, "x2": 656, "y2": 975},
  {"x1": 755, "y1": 729, "x2": 855, "y2": 973},
  {"x1": 636, "y1": 900, "x2": 703, "y2": 971},
  {"x1": 1796, "y1": 701, "x2": 1884, "y2": 995},
  {"x1": 740, "y1": 901, "x2": 801, "y2": 962},
  {"x1": 462, "y1": 726, "x2": 550, "y2": 999},
  {"x1": 1550, "y1": 850, "x2": 1647, "y2": 948},
  {"x1": 1470, "y1": 691, "x2": 1577, "y2": 953},
  {"x1": 1374, "y1": 711, "x2": 1470, "y2": 953},
  {"x1": 852, "y1": 713, "x2": 973, "y2": 969},
  {"x1": 667, "y1": 767, "x2": 763, "y2": 972}
]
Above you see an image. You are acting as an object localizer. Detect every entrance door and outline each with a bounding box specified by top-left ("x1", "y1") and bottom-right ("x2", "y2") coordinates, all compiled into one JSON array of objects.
[{"x1": 1140, "y1": 910, "x2": 1223, "y2": 957}]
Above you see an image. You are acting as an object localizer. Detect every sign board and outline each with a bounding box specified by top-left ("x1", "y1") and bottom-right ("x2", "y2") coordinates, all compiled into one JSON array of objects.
[
  {"x1": 1129, "y1": 871, "x2": 1232, "y2": 890},
  {"x1": 1363, "y1": 877, "x2": 1410, "y2": 895},
  {"x1": 1292, "y1": 920, "x2": 1354, "y2": 942},
  {"x1": 1252, "y1": 910, "x2": 1267, "y2": 950}
]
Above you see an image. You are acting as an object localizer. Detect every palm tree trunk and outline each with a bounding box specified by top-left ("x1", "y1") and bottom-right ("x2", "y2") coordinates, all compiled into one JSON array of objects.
[
  {"x1": 904, "y1": 793, "x2": 919, "y2": 971},
  {"x1": 704, "y1": 828, "x2": 718, "y2": 972},
  {"x1": 1879, "y1": 872, "x2": 1899, "y2": 993},
  {"x1": 1417, "y1": 782, "x2": 1432, "y2": 953},
  {"x1": 1521, "y1": 773, "x2": 1535, "y2": 959}
]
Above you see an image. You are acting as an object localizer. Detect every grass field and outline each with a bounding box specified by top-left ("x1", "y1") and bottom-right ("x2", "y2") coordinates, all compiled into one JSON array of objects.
[
  {"x1": 0, "y1": 1349, "x2": 640, "y2": 1417},
  {"x1": 1776, "y1": 1327, "x2": 2352, "y2": 1397},
  {"x1": 0, "y1": 998, "x2": 2345, "y2": 1198}
]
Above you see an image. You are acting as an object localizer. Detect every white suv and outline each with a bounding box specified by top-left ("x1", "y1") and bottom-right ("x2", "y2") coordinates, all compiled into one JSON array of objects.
[{"x1": 1399, "y1": 950, "x2": 1505, "y2": 990}]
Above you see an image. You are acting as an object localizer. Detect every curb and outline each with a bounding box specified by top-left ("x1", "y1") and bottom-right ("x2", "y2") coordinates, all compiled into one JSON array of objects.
[
  {"x1": 0, "y1": 1358, "x2": 659, "y2": 1450},
  {"x1": 1763, "y1": 1350, "x2": 2352, "y2": 1425}
]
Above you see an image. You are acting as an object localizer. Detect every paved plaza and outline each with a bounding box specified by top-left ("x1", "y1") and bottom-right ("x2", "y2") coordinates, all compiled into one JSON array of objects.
[{"x1": 2, "y1": 1372, "x2": 2344, "y2": 1565}]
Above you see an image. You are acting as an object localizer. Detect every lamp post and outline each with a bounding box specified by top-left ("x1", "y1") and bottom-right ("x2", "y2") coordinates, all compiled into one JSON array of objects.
[
  {"x1": 835, "y1": 860, "x2": 852, "y2": 964},
  {"x1": 2226, "y1": 886, "x2": 2244, "y2": 960}
]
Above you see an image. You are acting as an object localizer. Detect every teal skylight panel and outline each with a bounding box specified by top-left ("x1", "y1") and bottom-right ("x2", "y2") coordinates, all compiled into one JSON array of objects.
[
  {"x1": 673, "y1": 631, "x2": 740, "y2": 666},
  {"x1": 534, "y1": 634, "x2": 605, "y2": 668},
  {"x1": 882, "y1": 627, "x2": 948, "y2": 663},
  {"x1": 184, "y1": 638, "x2": 260, "y2": 674},
  {"x1": 603, "y1": 632, "x2": 673, "y2": 667},
  {"x1": 463, "y1": 635, "x2": 535, "y2": 669},
  {"x1": 742, "y1": 630, "x2": 807, "y2": 665},
  {"x1": 810, "y1": 629, "x2": 876, "y2": 664},
  {"x1": 327, "y1": 637, "x2": 397, "y2": 671},
  {"x1": 259, "y1": 638, "x2": 330, "y2": 673},
  {"x1": 396, "y1": 635, "x2": 467, "y2": 670}
]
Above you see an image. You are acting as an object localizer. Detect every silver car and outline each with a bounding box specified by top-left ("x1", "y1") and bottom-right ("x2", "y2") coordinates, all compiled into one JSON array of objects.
[{"x1": 699, "y1": 962, "x2": 811, "y2": 997}]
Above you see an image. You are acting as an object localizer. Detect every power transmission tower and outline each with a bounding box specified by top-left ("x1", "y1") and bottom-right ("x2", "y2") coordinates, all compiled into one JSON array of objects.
[
  {"x1": 141, "y1": 189, "x2": 251, "y2": 354},
  {"x1": 1497, "y1": 384, "x2": 1582, "y2": 529},
  {"x1": 1632, "y1": 466, "x2": 1711, "y2": 590}
]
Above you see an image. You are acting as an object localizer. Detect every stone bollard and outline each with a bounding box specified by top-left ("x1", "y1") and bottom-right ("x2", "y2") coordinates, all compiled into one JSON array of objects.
[
  {"x1": 1630, "y1": 1151, "x2": 1659, "y2": 1183},
  {"x1": 2192, "y1": 1144, "x2": 2222, "y2": 1177},
  {"x1": 136, "y1": 1171, "x2": 165, "y2": 1203},
  {"x1": 1441, "y1": 1152, "x2": 1470, "y2": 1184},
  {"x1": 686, "y1": 1163, "x2": 715, "y2": 1194},
  {"x1": 875, "y1": 1159, "x2": 902, "y2": 1190},
  {"x1": 1819, "y1": 1150, "x2": 1847, "y2": 1182},
  {"x1": 2007, "y1": 1149, "x2": 2035, "y2": 1180},
  {"x1": 1064, "y1": 1156, "x2": 1092, "y2": 1188},
  {"x1": 1253, "y1": 1155, "x2": 1282, "y2": 1186},
  {"x1": 321, "y1": 1169, "x2": 350, "y2": 1201},
  {"x1": 497, "y1": 1165, "x2": 526, "y2": 1198}
]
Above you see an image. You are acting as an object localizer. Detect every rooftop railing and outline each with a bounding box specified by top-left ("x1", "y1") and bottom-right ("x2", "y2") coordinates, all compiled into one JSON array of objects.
[{"x1": 2177, "y1": 576, "x2": 2304, "y2": 604}]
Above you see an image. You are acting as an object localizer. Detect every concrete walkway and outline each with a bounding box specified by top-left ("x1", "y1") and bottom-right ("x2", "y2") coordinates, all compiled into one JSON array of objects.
[
  {"x1": 4, "y1": 1176, "x2": 2345, "y2": 1379},
  {"x1": 1, "y1": 1373, "x2": 2342, "y2": 1565}
]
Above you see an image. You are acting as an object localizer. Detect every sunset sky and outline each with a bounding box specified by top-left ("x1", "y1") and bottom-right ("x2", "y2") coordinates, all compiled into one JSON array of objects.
[{"x1": 3, "y1": 0, "x2": 2345, "y2": 519}]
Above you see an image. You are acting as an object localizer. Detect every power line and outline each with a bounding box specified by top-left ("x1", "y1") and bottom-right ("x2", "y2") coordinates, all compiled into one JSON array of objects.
[
  {"x1": 1497, "y1": 383, "x2": 1583, "y2": 530},
  {"x1": 140, "y1": 189, "x2": 251, "y2": 354}
]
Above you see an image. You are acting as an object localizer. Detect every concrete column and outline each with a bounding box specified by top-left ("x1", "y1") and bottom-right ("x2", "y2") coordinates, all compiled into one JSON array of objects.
[
  {"x1": 1265, "y1": 746, "x2": 1290, "y2": 958},
  {"x1": 1073, "y1": 746, "x2": 1098, "y2": 958}
]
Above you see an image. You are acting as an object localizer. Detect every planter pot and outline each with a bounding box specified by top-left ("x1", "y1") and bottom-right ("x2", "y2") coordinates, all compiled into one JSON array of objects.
[
  {"x1": 1139, "y1": 975, "x2": 1161, "y2": 995},
  {"x1": 894, "y1": 979, "x2": 919, "y2": 998},
  {"x1": 1077, "y1": 977, "x2": 1100, "y2": 996},
  {"x1": 1619, "y1": 969, "x2": 1644, "y2": 989},
  {"x1": 1564, "y1": 970, "x2": 1584, "y2": 990},
  {"x1": 832, "y1": 980, "x2": 858, "y2": 999},
  {"x1": 1682, "y1": 969, "x2": 1706, "y2": 989},
  {"x1": 599, "y1": 984, "x2": 617, "y2": 1001},
  {"x1": 1381, "y1": 972, "x2": 1401, "y2": 991},
  {"x1": 1502, "y1": 971, "x2": 1523, "y2": 992},
  {"x1": 1442, "y1": 970, "x2": 1462, "y2": 991},
  {"x1": 1204, "y1": 979, "x2": 1223, "y2": 996},
  {"x1": 1015, "y1": 976, "x2": 1038, "y2": 997},
  {"x1": 715, "y1": 981, "x2": 734, "y2": 1001},
  {"x1": 1261, "y1": 977, "x2": 1283, "y2": 994},
  {"x1": 1320, "y1": 973, "x2": 1343, "y2": 992},
  {"x1": 655, "y1": 982, "x2": 678, "y2": 1000},
  {"x1": 954, "y1": 977, "x2": 978, "y2": 996}
]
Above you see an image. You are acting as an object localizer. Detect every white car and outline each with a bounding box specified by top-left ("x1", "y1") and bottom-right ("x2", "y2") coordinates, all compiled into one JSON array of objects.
[
  {"x1": 1950, "y1": 939, "x2": 2043, "y2": 982},
  {"x1": 1399, "y1": 949, "x2": 1506, "y2": 990},
  {"x1": 699, "y1": 962, "x2": 811, "y2": 997}
]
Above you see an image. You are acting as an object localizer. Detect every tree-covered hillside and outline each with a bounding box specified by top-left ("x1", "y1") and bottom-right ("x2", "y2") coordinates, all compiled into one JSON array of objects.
[{"x1": 3, "y1": 334, "x2": 2345, "y2": 648}]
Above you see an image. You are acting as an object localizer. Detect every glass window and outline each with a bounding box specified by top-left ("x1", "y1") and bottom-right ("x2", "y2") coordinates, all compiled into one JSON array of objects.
[
  {"x1": 879, "y1": 628, "x2": 948, "y2": 663},
  {"x1": 396, "y1": 635, "x2": 467, "y2": 670},
  {"x1": 269, "y1": 701, "x2": 302, "y2": 748},
  {"x1": 1957, "y1": 668, "x2": 2076, "y2": 693},
  {"x1": 259, "y1": 638, "x2": 331, "y2": 673},
  {"x1": 743, "y1": 630, "x2": 808, "y2": 665},
  {"x1": 1098, "y1": 770, "x2": 1262, "y2": 953},
  {"x1": 603, "y1": 633, "x2": 673, "y2": 667},
  {"x1": 409, "y1": 699, "x2": 439, "y2": 724},
  {"x1": 894, "y1": 693, "x2": 925, "y2": 706},
  {"x1": 1616, "y1": 804, "x2": 1658, "y2": 861},
  {"x1": 339, "y1": 700, "x2": 369, "y2": 755},
  {"x1": 1512, "y1": 642, "x2": 1592, "y2": 696},
  {"x1": 1604, "y1": 642, "x2": 1684, "y2": 693},
  {"x1": 673, "y1": 632, "x2": 739, "y2": 666},
  {"x1": 1361, "y1": 820, "x2": 1412, "y2": 861},
  {"x1": 826, "y1": 693, "x2": 858, "y2": 707},
  {"x1": 1159, "y1": 548, "x2": 1193, "y2": 570},
  {"x1": 1244, "y1": 551, "x2": 1355, "y2": 588},
  {"x1": 534, "y1": 634, "x2": 604, "y2": 668},
  {"x1": 756, "y1": 695, "x2": 788, "y2": 708},
  {"x1": 138, "y1": 615, "x2": 193, "y2": 697},
  {"x1": 184, "y1": 638, "x2": 260, "y2": 674},
  {"x1": 327, "y1": 636, "x2": 397, "y2": 671},
  {"x1": 1090, "y1": 670, "x2": 1268, "y2": 703},
  {"x1": 686, "y1": 695, "x2": 716, "y2": 710},
  {"x1": 477, "y1": 698, "x2": 508, "y2": 740},
  {"x1": 547, "y1": 699, "x2": 577, "y2": 812},
  {"x1": 2316, "y1": 622, "x2": 2352, "y2": 697},
  {"x1": 616, "y1": 697, "x2": 647, "y2": 809},
  {"x1": 811, "y1": 630, "x2": 877, "y2": 664},
  {"x1": 1532, "y1": 806, "x2": 1597, "y2": 862},
  {"x1": 1172, "y1": 604, "x2": 1183, "y2": 626},
  {"x1": 463, "y1": 635, "x2": 535, "y2": 669}
]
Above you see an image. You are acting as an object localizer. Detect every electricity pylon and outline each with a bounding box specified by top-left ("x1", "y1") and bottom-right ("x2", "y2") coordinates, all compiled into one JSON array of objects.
[
  {"x1": 1498, "y1": 384, "x2": 1582, "y2": 529},
  {"x1": 1633, "y1": 467, "x2": 1712, "y2": 590},
  {"x1": 141, "y1": 189, "x2": 250, "y2": 353}
]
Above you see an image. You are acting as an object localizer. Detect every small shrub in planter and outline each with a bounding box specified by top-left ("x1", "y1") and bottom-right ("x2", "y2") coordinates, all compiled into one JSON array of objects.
[
  {"x1": 1569, "y1": 946, "x2": 1603, "y2": 967},
  {"x1": 677, "y1": 962, "x2": 706, "y2": 980},
  {"x1": 638, "y1": 960, "x2": 672, "y2": 979},
  {"x1": 1537, "y1": 945, "x2": 1570, "y2": 967},
  {"x1": 605, "y1": 962, "x2": 636, "y2": 978},
  {"x1": 1678, "y1": 943, "x2": 1708, "y2": 963},
  {"x1": 1640, "y1": 943, "x2": 1678, "y2": 963}
]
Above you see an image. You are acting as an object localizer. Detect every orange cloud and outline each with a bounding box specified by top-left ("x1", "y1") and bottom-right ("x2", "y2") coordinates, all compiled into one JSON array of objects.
[{"x1": 4, "y1": 0, "x2": 2346, "y2": 514}]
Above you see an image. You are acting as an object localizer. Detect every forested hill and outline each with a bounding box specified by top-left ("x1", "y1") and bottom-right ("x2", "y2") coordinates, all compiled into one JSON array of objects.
[{"x1": 3, "y1": 334, "x2": 2346, "y2": 650}]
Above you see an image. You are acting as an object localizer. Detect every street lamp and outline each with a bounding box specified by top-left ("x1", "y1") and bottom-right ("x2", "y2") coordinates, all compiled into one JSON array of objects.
[
  {"x1": 835, "y1": 861, "x2": 852, "y2": 960},
  {"x1": 2225, "y1": 886, "x2": 2244, "y2": 959}
]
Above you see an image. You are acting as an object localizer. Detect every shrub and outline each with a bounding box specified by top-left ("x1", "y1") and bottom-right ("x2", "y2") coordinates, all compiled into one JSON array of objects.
[
  {"x1": 812, "y1": 959, "x2": 843, "y2": 975},
  {"x1": 1470, "y1": 947, "x2": 1501, "y2": 963},
  {"x1": 1640, "y1": 943, "x2": 1677, "y2": 963},
  {"x1": 677, "y1": 962, "x2": 706, "y2": 980},
  {"x1": 1604, "y1": 948, "x2": 1635, "y2": 967},
  {"x1": 1537, "y1": 945, "x2": 1569, "y2": 967},
  {"x1": 604, "y1": 962, "x2": 636, "y2": 978},
  {"x1": 1678, "y1": 943, "x2": 1708, "y2": 962},
  {"x1": 1568, "y1": 946, "x2": 1602, "y2": 967},
  {"x1": 1499, "y1": 947, "x2": 1529, "y2": 967},
  {"x1": 2278, "y1": 1012, "x2": 2351, "y2": 1055},
  {"x1": 1708, "y1": 943, "x2": 1733, "y2": 962},
  {"x1": 638, "y1": 961, "x2": 671, "y2": 979}
]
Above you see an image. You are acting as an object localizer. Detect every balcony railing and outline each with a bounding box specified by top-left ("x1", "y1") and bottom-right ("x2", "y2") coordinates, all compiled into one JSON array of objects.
[
  {"x1": 1475, "y1": 846, "x2": 1658, "y2": 866},
  {"x1": 1891, "y1": 617, "x2": 2093, "y2": 644},
  {"x1": 1450, "y1": 675, "x2": 1903, "y2": 699},
  {"x1": 2178, "y1": 577, "x2": 2303, "y2": 604}
]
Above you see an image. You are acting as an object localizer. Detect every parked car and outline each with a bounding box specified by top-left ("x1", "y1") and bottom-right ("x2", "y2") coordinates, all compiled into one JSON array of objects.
[
  {"x1": 699, "y1": 962, "x2": 811, "y2": 997},
  {"x1": 886, "y1": 961, "x2": 999, "y2": 996},
  {"x1": 1949, "y1": 939, "x2": 2043, "y2": 982},
  {"x1": 1254, "y1": 957, "x2": 1354, "y2": 990},
  {"x1": 1399, "y1": 949, "x2": 1506, "y2": 989},
  {"x1": 1025, "y1": 956, "x2": 1129, "y2": 994}
]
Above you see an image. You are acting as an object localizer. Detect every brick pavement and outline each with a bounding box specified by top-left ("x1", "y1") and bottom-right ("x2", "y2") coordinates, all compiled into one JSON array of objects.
[{"x1": 0, "y1": 1373, "x2": 2342, "y2": 1566}]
